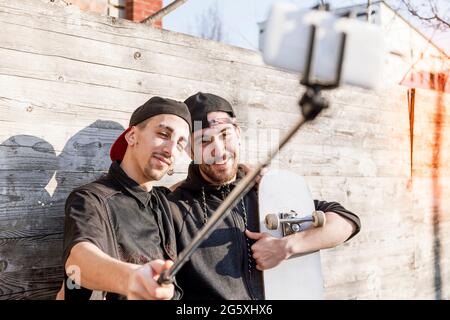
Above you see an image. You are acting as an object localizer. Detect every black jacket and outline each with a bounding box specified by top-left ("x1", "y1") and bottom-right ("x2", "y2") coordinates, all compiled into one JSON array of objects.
[{"x1": 168, "y1": 163, "x2": 361, "y2": 300}]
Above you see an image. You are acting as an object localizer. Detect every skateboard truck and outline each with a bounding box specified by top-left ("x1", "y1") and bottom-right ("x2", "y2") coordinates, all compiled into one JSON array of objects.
[{"x1": 265, "y1": 210, "x2": 326, "y2": 236}]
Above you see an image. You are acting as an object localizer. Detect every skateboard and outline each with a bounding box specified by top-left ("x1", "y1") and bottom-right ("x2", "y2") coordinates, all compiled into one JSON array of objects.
[{"x1": 258, "y1": 169, "x2": 326, "y2": 299}]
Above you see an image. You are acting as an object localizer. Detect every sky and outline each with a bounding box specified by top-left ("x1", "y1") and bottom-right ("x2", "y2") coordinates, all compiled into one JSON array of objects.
[{"x1": 162, "y1": 0, "x2": 450, "y2": 55}]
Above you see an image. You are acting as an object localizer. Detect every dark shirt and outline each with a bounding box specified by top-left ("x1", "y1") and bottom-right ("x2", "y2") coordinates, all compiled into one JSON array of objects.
[
  {"x1": 63, "y1": 161, "x2": 177, "y2": 300},
  {"x1": 169, "y1": 164, "x2": 264, "y2": 300},
  {"x1": 168, "y1": 163, "x2": 361, "y2": 300}
]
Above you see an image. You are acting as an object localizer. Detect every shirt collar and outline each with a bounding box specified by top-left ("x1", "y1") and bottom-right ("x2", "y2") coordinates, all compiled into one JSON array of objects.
[{"x1": 109, "y1": 161, "x2": 153, "y2": 208}]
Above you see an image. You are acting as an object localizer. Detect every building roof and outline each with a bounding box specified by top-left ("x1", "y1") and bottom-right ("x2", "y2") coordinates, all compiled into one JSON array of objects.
[{"x1": 333, "y1": 0, "x2": 448, "y2": 58}]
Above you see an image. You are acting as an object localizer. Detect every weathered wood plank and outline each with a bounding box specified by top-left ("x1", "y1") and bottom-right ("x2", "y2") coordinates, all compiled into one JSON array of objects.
[
  {"x1": 0, "y1": 233, "x2": 62, "y2": 271},
  {"x1": 0, "y1": 266, "x2": 62, "y2": 300},
  {"x1": 0, "y1": 216, "x2": 64, "y2": 239},
  {"x1": 0, "y1": 20, "x2": 300, "y2": 99}
]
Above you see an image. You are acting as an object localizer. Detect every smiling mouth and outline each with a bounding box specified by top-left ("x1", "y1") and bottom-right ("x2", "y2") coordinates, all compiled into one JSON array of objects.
[
  {"x1": 212, "y1": 157, "x2": 232, "y2": 165},
  {"x1": 153, "y1": 155, "x2": 171, "y2": 167}
]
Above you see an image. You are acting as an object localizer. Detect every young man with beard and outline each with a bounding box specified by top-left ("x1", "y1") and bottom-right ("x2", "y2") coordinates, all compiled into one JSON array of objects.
[
  {"x1": 62, "y1": 97, "x2": 191, "y2": 300},
  {"x1": 168, "y1": 92, "x2": 361, "y2": 300}
]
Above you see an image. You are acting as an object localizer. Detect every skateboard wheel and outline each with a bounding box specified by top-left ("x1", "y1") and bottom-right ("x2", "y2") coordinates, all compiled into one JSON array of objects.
[
  {"x1": 265, "y1": 214, "x2": 280, "y2": 230},
  {"x1": 312, "y1": 210, "x2": 326, "y2": 227}
]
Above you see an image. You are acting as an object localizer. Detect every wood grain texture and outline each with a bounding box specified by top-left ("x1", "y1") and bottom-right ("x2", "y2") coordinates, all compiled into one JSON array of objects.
[{"x1": 0, "y1": 0, "x2": 449, "y2": 299}]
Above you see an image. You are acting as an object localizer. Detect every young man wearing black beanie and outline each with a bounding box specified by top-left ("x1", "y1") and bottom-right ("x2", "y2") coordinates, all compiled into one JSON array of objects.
[{"x1": 168, "y1": 92, "x2": 361, "y2": 300}]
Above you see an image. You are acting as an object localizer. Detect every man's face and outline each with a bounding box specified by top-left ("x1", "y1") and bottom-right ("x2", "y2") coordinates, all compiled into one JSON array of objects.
[
  {"x1": 192, "y1": 111, "x2": 241, "y2": 185},
  {"x1": 127, "y1": 114, "x2": 189, "y2": 182}
]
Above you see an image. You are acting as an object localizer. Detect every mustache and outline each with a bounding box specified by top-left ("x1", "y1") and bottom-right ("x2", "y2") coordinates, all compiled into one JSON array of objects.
[
  {"x1": 152, "y1": 152, "x2": 173, "y2": 166},
  {"x1": 205, "y1": 152, "x2": 235, "y2": 165}
]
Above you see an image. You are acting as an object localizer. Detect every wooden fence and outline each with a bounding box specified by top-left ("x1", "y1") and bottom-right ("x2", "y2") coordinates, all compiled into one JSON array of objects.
[{"x1": 0, "y1": 0, "x2": 449, "y2": 299}]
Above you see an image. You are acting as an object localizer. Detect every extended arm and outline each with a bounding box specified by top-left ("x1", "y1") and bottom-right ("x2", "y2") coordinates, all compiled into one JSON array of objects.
[{"x1": 65, "y1": 241, "x2": 174, "y2": 299}]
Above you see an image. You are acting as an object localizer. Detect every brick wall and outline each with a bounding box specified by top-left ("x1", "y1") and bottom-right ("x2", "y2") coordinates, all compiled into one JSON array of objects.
[
  {"x1": 68, "y1": 0, "x2": 163, "y2": 26},
  {"x1": 125, "y1": 0, "x2": 162, "y2": 25}
]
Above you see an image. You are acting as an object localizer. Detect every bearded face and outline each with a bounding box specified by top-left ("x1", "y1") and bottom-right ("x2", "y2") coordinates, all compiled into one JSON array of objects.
[{"x1": 191, "y1": 112, "x2": 241, "y2": 185}]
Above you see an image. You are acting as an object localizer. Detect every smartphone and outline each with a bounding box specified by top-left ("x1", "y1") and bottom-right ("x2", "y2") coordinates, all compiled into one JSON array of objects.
[{"x1": 260, "y1": 3, "x2": 384, "y2": 89}]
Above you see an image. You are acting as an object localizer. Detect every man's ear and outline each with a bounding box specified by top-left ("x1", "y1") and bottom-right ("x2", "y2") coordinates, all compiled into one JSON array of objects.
[
  {"x1": 125, "y1": 127, "x2": 137, "y2": 146},
  {"x1": 235, "y1": 125, "x2": 241, "y2": 139}
]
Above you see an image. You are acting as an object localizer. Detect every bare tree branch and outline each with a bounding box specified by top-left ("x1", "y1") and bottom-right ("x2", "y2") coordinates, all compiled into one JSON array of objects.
[
  {"x1": 141, "y1": 0, "x2": 188, "y2": 25},
  {"x1": 197, "y1": 2, "x2": 225, "y2": 42},
  {"x1": 401, "y1": 0, "x2": 450, "y2": 29}
]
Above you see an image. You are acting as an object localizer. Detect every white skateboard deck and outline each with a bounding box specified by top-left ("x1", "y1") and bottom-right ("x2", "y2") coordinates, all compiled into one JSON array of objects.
[{"x1": 259, "y1": 169, "x2": 324, "y2": 299}]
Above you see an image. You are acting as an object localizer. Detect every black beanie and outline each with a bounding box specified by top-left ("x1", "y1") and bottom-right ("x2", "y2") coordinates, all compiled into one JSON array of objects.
[
  {"x1": 129, "y1": 96, "x2": 191, "y2": 129},
  {"x1": 110, "y1": 96, "x2": 191, "y2": 161},
  {"x1": 184, "y1": 92, "x2": 236, "y2": 132}
]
